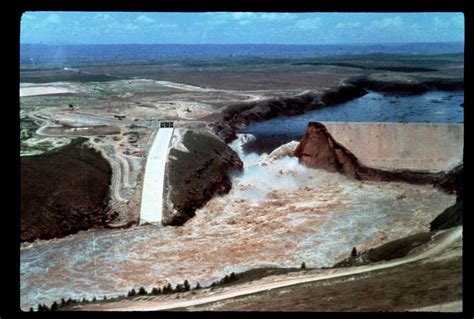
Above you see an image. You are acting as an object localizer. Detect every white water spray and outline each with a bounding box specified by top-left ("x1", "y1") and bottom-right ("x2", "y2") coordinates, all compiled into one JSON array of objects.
[{"x1": 228, "y1": 134, "x2": 324, "y2": 202}]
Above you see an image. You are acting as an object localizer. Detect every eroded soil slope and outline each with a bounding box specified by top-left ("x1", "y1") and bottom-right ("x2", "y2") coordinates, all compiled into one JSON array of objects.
[
  {"x1": 21, "y1": 140, "x2": 114, "y2": 242},
  {"x1": 164, "y1": 130, "x2": 243, "y2": 225}
]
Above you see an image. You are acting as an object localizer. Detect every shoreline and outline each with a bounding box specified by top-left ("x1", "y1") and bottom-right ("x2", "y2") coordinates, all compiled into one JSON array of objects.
[{"x1": 207, "y1": 76, "x2": 464, "y2": 143}]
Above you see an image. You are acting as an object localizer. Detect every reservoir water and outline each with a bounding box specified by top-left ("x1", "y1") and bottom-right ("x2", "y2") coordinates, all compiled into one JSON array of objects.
[{"x1": 241, "y1": 90, "x2": 464, "y2": 154}]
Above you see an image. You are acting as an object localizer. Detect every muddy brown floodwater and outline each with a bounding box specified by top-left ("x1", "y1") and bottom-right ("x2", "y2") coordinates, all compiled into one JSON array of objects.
[{"x1": 20, "y1": 146, "x2": 455, "y2": 310}]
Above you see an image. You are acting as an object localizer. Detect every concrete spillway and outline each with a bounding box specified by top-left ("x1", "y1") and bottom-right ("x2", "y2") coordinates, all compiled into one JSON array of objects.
[
  {"x1": 321, "y1": 122, "x2": 464, "y2": 172},
  {"x1": 140, "y1": 127, "x2": 174, "y2": 224}
]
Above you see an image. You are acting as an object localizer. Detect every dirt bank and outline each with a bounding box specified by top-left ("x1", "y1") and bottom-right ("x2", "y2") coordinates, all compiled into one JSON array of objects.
[
  {"x1": 207, "y1": 74, "x2": 463, "y2": 143},
  {"x1": 21, "y1": 139, "x2": 115, "y2": 242},
  {"x1": 163, "y1": 130, "x2": 243, "y2": 225},
  {"x1": 207, "y1": 84, "x2": 367, "y2": 142}
]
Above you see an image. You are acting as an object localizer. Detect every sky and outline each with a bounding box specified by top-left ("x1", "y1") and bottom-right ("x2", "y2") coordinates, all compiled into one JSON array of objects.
[{"x1": 20, "y1": 12, "x2": 464, "y2": 45}]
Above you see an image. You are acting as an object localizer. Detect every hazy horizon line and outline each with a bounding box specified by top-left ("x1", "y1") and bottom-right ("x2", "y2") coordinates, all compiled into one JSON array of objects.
[{"x1": 21, "y1": 41, "x2": 465, "y2": 46}]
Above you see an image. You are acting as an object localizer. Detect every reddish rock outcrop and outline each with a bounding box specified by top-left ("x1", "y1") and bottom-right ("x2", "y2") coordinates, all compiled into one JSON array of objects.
[
  {"x1": 293, "y1": 122, "x2": 361, "y2": 179},
  {"x1": 293, "y1": 122, "x2": 450, "y2": 185}
]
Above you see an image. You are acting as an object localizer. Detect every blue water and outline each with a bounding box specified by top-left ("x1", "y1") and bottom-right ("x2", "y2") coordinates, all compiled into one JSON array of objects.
[
  {"x1": 20, "y1": 42, "x2": 464, "y2": 69},
  {"x1": 241, "y1": 90, "x2": 464, "y2": 153}
]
